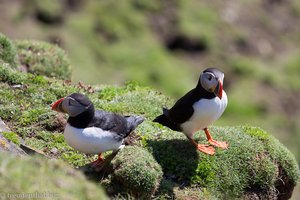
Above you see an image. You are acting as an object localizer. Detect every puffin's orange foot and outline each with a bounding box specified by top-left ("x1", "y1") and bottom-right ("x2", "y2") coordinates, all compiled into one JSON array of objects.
[
  {"x1": 208, "y1": 139, "x2": 228, "y2": 149},
  {"x1": 197, "y1": 144, "x2": 215, "y2": 155},
  {"x1": 91, "y1": 154, "x2": 104, "y2": 168}
]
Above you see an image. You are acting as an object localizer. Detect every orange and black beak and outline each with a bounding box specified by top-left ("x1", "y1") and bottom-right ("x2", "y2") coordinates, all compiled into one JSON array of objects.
[
  {"x1": 51, "y1": 98, "x2": 65, "y2": 113},
  {"x1": 214, "y1": 80, "x2": 223, "y2": 99}
]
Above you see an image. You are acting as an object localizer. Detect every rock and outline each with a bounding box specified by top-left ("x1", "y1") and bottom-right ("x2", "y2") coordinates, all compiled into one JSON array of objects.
[
  {"x1": 0, "y1": 118, "x2": 27, "y2": 156},
  {"x1": 0, "y1": 134, "x2": 27, "y2": 156},
  {"x1": 0, "y1": 118, "x2": 10, "y2": 132}
]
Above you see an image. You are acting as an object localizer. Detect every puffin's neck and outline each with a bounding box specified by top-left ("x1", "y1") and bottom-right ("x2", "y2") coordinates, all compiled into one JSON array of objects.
[
  {"x1": 67, "y1": 105, "x2": 95, "y2": 128},
  {"x1": 195, "y1": 83, "x2": 216, "y2": 99}
]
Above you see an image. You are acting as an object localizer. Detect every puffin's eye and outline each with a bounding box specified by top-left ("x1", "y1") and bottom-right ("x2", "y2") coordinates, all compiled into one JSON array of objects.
[{"x1": 208, "y1": 76, "x2": 212, "y2": 81}]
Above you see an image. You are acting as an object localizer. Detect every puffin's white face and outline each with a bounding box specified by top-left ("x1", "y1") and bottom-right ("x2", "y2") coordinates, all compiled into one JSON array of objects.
[{"x1": 200, "y1": 71, "x2": 224, "y2": 99}]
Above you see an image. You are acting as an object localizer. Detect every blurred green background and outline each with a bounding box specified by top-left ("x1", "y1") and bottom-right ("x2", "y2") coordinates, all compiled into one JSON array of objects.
[{"x1": 1, "y1": 0, "x2": 300, "y2": 198}]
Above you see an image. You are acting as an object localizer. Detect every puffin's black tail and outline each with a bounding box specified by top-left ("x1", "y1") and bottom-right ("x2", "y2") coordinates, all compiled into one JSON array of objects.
[{"x1": 153, "y1": 109, "x2": 180, "y2": 131}]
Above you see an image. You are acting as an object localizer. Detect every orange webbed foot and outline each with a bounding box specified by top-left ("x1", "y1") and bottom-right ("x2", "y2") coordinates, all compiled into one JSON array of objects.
[
  {"x1": 91, "y1": 154, "x2": 104, "y2": 168},
  {"x1": 204, "y1": 128, "x2": 228, "y2": 149},
  {"x1": 197, "y1": 144, "x2": 216, "y2": 155},
  {"x1": 208, "y1": 139, "x2": 228, "y2": 149}
]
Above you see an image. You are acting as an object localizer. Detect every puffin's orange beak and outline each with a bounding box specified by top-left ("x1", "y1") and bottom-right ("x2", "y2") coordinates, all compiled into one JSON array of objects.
[
  {"x1": 51, "y1": 98, "x2": 65, "y2": 112},
  {"x1": 214, "y1": 80, "x2": 223, "y2": 99}
]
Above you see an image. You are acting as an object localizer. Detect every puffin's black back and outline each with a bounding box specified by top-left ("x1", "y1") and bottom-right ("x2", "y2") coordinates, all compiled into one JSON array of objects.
[
  {"x1": 66, "y1": 93, "x2": 144, "y2": 139},
  {"x1": 88, "y1": 110, "x2": 144, "y2": 139}
]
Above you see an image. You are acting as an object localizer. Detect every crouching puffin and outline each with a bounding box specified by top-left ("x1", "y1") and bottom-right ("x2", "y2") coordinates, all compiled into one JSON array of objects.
[
  {"x1": 51, "y1": 93, "x2": 144, "y2": 167},
  {"x1": 153, "y1": 68, "x2": 228, "y2": 155}
]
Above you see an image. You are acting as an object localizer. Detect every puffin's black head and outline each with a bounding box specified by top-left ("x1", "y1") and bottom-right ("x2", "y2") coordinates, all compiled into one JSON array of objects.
[
  {"x1": 51, "y1": 93, "x2": 94, "y2": 117},
  {"x1": 198, "y1": 68, "x2": 225, "y2": 99}
]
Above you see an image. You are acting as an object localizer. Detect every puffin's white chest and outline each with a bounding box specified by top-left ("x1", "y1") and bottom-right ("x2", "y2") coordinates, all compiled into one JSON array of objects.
[
  {"x1": 180, "y1": 91, "x2": 227, "y2": 137},
  {"x1": 64, "y1": 124, "x2": 123, "y2": 154}
]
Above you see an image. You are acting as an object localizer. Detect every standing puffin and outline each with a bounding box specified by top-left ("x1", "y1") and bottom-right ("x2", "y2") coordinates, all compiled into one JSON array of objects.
[
  {"x1": 153, "y1": 68, "x2": 228, "y2": 155},
  {"x1": 51, "y1": 93, "x2": 144, "y2": 166}
]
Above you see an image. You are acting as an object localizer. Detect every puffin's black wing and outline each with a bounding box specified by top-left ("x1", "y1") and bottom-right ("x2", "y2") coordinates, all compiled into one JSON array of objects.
[
  {"x1": 88, "y1": 110, "x2": 144, "y2": 139},
  {"x1": 153, "y1": 89, "x2": 196, "y2": 131},
  {"x1": 167, "y1": 89, "x2": 198, "y2": 124}
]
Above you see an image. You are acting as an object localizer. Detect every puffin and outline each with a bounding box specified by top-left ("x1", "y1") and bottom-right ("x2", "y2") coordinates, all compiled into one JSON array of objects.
[
  {"x1": 51, "y1": 93, "x2": 144, "y2": 166},
  {"x1": 153, "y1": 68, "x2": 228, "y2": 155}
]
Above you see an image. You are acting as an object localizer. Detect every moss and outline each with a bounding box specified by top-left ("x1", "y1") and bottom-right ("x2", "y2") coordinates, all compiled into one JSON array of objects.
[
  {"x1": 15, "y1": 40, "x2": 71, "y2": 79},
  {"x1": 0, "y1": 61, "x2": 27, "y2": 85},
  {"x1": 109, "y1": 146, "x2": 163, "y2": 199},
  {"x1": 0, "y1": 153, "x2": 108, "y2": 200},
  {"x1": 1, "y1": 132, "x2": 21, "y2": 146},
  {"x1": 146, "y1": 126, "x2": 300, "y2": 199},
  {"x1": 0, "y1": 33, "x2": 17, "y2": 67}
]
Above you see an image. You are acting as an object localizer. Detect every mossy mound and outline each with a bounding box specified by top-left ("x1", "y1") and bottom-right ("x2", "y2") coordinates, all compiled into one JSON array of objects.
[
  {"x1": 145, "y1": 126, "x2": 299, "y2": 199},
  {"x1": 107, "y1": 146, "x2": 163, "y2": 199},
  {"x1": 0, "y1": 153, "x2": 108, "y2": 200},
  {"x1": 15, "y1": 40, "x2": 71, "y2": 79},
  {"x1": 0, "y1": 33, "x2": 17, "y2": 67}
]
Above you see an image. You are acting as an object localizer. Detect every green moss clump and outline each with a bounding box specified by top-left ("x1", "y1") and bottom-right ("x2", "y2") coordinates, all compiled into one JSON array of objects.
[
  {"x1": 146, "y1": 126, "x2": 300, "y2": 199},
  {"x1": 0, "y1": 153, "x2": 108, "y2": 200},
  {"x1": 2, "y1": 132, "x2": 21, "y2": 145},
  {"x1": 15, "y1": 40, "x2": 71, "y2": 79},
  {"x1": 109, "y1": 146, "x2": 163, "y2": 198},
  {"x1": 0, "y1": 33, "x2": 17, "y2": 67},
  {"x1": 0, "y1": 61, "x2": 27, "y2": 85}
]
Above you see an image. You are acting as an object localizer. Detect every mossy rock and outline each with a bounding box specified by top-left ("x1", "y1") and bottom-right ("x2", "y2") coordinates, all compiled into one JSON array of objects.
[
  {"x1": 15, "y1": 40, "x2": 71, "y2": 79},
  {"x1": 107, "y1": 146, "x2": 163, "y2": 199},
  {"x1": 0, "y1": 33, "x2": 17, "y2": 67},
  {"x1": 0, "y1": 153, "x2": 108, "y2": 200},
  {"x1": 145, "y1": 126, "x2": 300, "y2": 199}
]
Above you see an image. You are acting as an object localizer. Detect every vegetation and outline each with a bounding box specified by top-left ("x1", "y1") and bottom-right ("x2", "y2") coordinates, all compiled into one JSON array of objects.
[
  {"x1": 0, "y1": 33, "x2": 299, "y2": 199},
  {"x1": 0, "y1": 33, "x2": 17, "y2": 68},
  {"x1": 0, "y1": 153, "x2": 108, "y2": 200},
  {"x1": 107, "y1": 146, "x2": 163, "y2": 198},
  {"x1": 16, "y1": 40, "x2": 71, "y2": 79}
]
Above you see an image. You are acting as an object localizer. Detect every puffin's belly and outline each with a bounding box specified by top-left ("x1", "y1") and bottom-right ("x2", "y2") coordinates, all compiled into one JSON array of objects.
[
  {"x1": 180, "y1": 92, "x2": 227, "y2": 137},
  {"x1": 64, "y1": 124, "x2": 123, "y2": 154}
]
